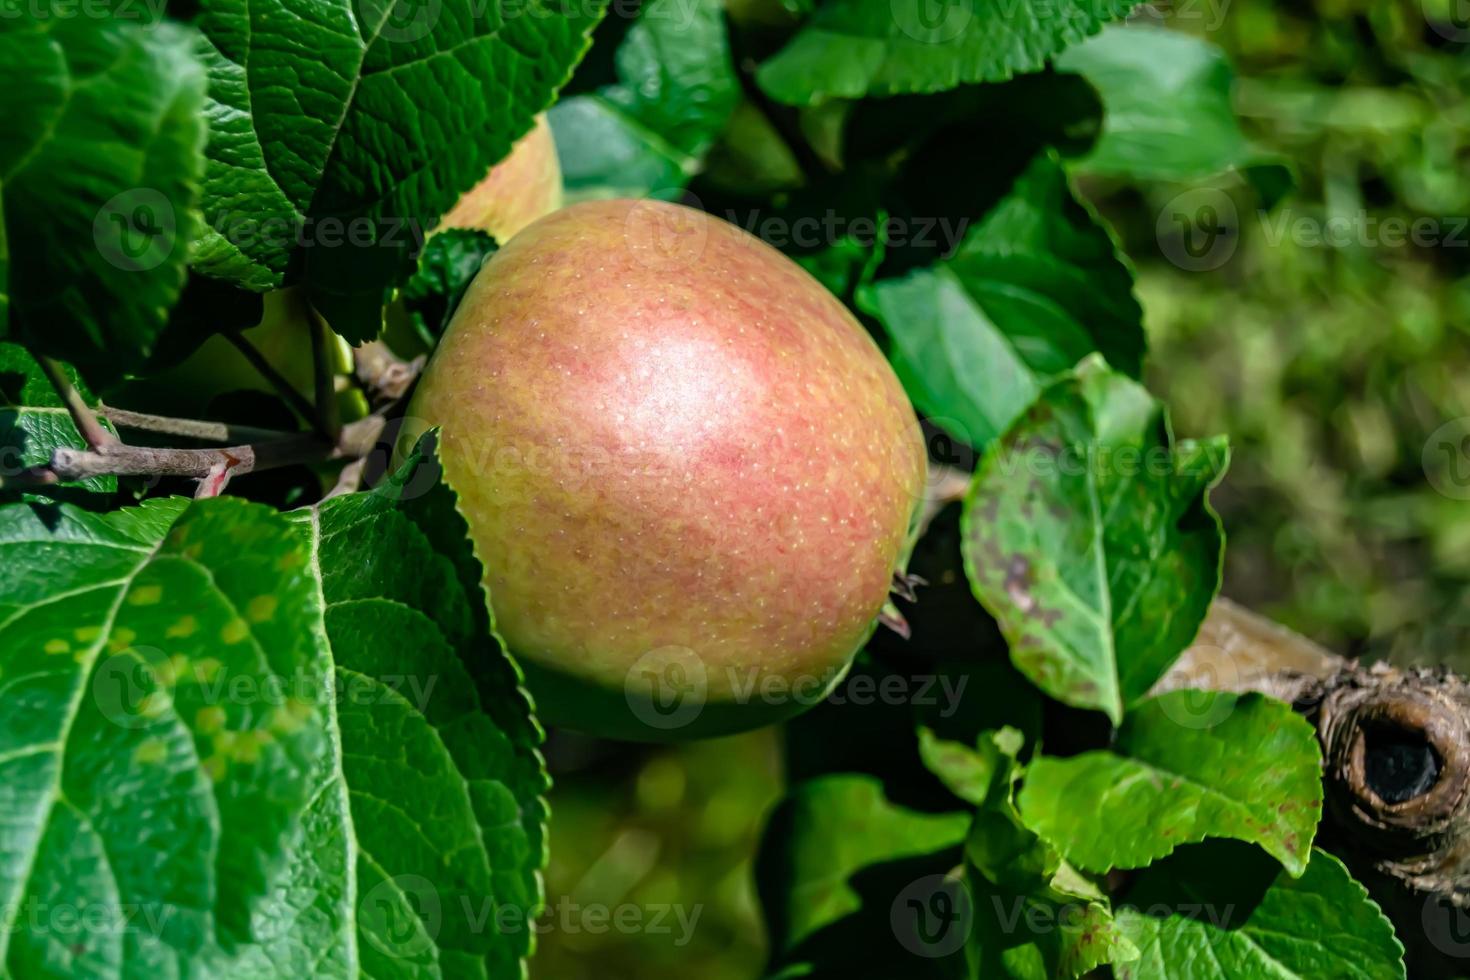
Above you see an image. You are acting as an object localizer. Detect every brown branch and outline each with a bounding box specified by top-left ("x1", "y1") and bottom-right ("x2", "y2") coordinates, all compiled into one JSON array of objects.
[
  {"x1": 222, "y1": 331, "x2": 326, "y2": 435},
  {"x1": 36, "y1": 355, "x2": 116, "y2": 451},
  {"x1": 354, "y1": 340, "x2": 425, "y2": 407},
  {"x1": 46, "y1": 415, "x2": 386, "y2": 484},
  {"x1": 99, "y1": 406, "x2": 296, "y2": 444}
]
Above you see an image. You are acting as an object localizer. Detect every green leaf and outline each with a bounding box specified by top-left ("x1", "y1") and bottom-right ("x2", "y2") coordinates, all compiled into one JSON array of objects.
[
  {"x1": 963, "y1": 734, "x2": 1138, "y2": 978},
  {"x1": 1116, "y1": 844, "x2": 1405, "y2": 980},
  {"x1": 959, "y1": 358, "x2": 1228, "y2": 720},
  {"x1": 863, "y1": 153, "x2": 1144, "y2": 452},
  {"x1": 0, "y1": 343, "x2": 116, "y2": 499},
  {"x1": 0, "y1": 453, "x2": 548, "y2": 975},
  {"x1": 192, "y1": 0, "x2": 603, "y2": 341},
  {"x1": 551, "y1": 0, "x2": 738, "y2": 199},
  {"x1": 0, "y1": 14, "x2": 206, "y2": 383},
  {"x1": 1056, "y1": 25, "x2": 1287, "y2": 186},
  {"x1": 287, "y1": 476, "x2": 548, "y2": 977},
  {"x1": 0, "y1": 496, "x2": 332, "y2": 966},
  {"x1": 399, "y1": 229, "x2": 498, "y2": 345},
  {"x1": 1017, "y1": 692, "x2": 1323, "y2": 877},
  {"x1": 915, "y1": 657, "x2": 1041, "y2": 808},
  {"x1": 756, "y1": 0, "x2": 1139, "y2": 106},
  {"x1": 757, "y1": 774, "x2": 972, "y2": 977}
]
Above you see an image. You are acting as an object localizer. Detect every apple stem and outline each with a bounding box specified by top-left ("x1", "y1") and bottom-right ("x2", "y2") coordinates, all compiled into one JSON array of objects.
[
  {"x1": 306, "y1": 303, "x2": 341, "y2": 437},
  {"x1": 36, "y1": 354, "x2": 118, "y2": 452},
  {"x1": 222, "y1": 330, "x2": 328, "y2": 436},
  {"x1": 353, "y1": 341, "x2": 426, "y2": 407}
]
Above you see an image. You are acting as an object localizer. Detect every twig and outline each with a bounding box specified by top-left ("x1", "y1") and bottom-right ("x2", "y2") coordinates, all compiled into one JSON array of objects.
[
  {"x1": 36, "y1": 355, "x2": 116, "y2": 451},
  {"x1": 223, "y1": 331, "x2": 326, "y2": 436},
  {"x1": 324, "y1": 457, "x2": 367, "y2": 499},
  {"x1": 99, "y1": 406, "x2": 296, "y2": 444},
  {"x1": 916, "y1": 464, "x2": 972, "y2": 539},
  {"x1": 194, "y1": 459, "x2": 234, "y2": 499},
  {"x1": 47, "y1": 416, "x2": 386, "y2": 484},
  {"x1": 354, "y1": 341, "x2": 426, "y2": 407},
  {"x1": 307, "y1": 304, "x2": 341, "y2": 436}
]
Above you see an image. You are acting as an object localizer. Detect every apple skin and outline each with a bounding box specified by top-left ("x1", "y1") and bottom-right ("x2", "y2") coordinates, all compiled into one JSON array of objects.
[
  {"x1": 408, "y1": 199, "x2": 927, "y2": 740},
  {"x1": 439, "y1": 114, "x2": 563, "y2": 242}
]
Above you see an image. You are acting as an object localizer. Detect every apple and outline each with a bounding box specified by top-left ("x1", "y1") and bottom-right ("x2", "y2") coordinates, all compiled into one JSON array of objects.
[
  {"x1": 438, "y1": 113, "x2": 563, "y2": 243},
  {"x1": 408, "y1": 199, "x2": 927, "y2": 740}
]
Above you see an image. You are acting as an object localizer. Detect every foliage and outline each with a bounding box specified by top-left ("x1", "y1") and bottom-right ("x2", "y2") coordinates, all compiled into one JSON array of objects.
[{"x1": 0, "y1": 0, "x2": 1433, "y2": 977}]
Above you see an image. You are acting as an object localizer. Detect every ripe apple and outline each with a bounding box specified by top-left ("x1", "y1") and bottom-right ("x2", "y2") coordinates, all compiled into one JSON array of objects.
[
  {"x1": 438, "y1": 114, "x2": 563, "y2": 242},
  {"x1": 408, "y1": 199, "x2": 927, "y2": 740}
]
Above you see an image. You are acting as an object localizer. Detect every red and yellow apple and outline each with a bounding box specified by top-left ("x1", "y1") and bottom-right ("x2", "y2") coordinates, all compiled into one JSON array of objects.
[
  {"x1": 439, "y1": 114, "x2": 563, "y2": 242},
  {"x1": 408, "y1": 199, "x2": 926, "y2": 740}
]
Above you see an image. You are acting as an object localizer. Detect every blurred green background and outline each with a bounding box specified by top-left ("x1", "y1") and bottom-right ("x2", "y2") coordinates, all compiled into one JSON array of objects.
[{"x1": 532, "y1": 3, "x2": 1470, "y2": 976}]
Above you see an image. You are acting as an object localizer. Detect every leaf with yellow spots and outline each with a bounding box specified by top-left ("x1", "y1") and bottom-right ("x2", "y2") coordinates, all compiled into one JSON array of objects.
[
  {"x1": 0, "y1": 439, "x2": 548, "y2": 978},
  {"x1": 0, "y1": 495, "x2": 331, "y2": 973}
]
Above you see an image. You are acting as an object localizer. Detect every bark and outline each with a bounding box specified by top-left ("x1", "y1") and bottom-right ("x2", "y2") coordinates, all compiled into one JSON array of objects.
[{"x1": 1160, "y1": 600, "x2": 1470, "y2": 975}]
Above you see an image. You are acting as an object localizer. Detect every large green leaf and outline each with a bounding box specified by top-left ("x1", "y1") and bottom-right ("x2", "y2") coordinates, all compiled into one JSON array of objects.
[
  {"x1": 1055, "y1": 25, "x2": 1285, "y2": 185},
  {"x1": 959, "y1": 358, "x2": 1228, "y2": 721},
  {"x1": 757, "y1": 775, "x2": 972, "y2": 977},
  {"x1": 0, "y1": 14, "x2": 205, "y2": 383},
  {"x1": 756, "y1": 0, "x2": 1139, "y2": 106},
  {"x1": 1116, "y1": 844, "x2": 1405, "y2": 979},
  {"x1": 192, "y1": 0, "x2": 603, "y2": 341},
  {"x1": 1017, "y1": 692, "x2": 1323, "y2": 877},
  {"x1": 863, "y1": 153, "x2": 1144, "y2": 451},
  {"x1": 0, "y1": 459, "x2": 547, "y2": 976},
  {"x1": 550, "y1": 0, "x2": 738, "y2": 199},
  {"x1": 0, "y1": 496, "x2": 331, "y2": 971},
  {"x1": 0, "y1": 343, "x2": 116, "y2": 499}
]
